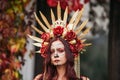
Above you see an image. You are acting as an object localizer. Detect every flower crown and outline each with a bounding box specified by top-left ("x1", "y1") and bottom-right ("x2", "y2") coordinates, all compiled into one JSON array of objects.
[{"x1": 28, "y1": 2, "x2": 91, "y2": 58}]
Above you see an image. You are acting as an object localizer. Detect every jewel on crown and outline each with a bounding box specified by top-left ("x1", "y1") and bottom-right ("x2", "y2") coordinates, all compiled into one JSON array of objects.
[{"x1": 52, "y1": 19, "x2": 66, "y2": 28}]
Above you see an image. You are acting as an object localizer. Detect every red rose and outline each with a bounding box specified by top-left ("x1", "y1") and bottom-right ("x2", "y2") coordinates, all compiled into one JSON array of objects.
[
  {"x1": 65, "y1": 30, "x2": 76, "y2": 41},
  {"x1": 72, "y1": 0, "x2": 83, "y2": 11},
  {"x1": 69, "y1": 44, "x2": 77, "y2": 53},
  {"x1": 84, "y1": 0, "x2": 90, "y2": 3},
  {"x1": 40, "y1": 45, "x2": 47, "y2": 54},
  {"x1": 53, "y1": 26, "x2": 64, "y2": 37},
  {"x1": 69, "y1": 44, "x2": 79, "y2": 57},
  {"x1": 47, "y1": 0, "x2": 85, "y2": 13},
  {"x1": 40, "y1": 44, "x2": 48, "y2": 58},
  {"x1": 47, "y1": 0, "x2": 68, "y2": 10},
  {"x1": 47, "y1": 0, "x2": 57, "y2": 7},
  {"x1": 69, "y1": 39, "x2": 84, "y2": 52},
  {"x1": 75, "y1": 40, "x2": 84, "y2": 51},
  {"x1": 60, "y1": 1, "x2": 68, "y2": 10},
  {"x1": 41, "y1": 32, "x2": 50, "y2": 41}
]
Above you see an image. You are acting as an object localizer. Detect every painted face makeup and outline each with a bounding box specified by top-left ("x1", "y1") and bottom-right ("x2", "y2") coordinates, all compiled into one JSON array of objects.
[{"x1": 51, "y1": 40, "x2": 67, "y2": 66}]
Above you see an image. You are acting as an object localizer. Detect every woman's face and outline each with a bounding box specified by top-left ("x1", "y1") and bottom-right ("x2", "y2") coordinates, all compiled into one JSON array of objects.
[{"x1": 50, "y1": 40, "x2": 67, "y2": 66}]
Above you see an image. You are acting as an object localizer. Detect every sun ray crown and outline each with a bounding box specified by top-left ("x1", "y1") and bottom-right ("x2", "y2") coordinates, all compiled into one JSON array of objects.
[{"x1": 28, "y1": 2, "x2": 91, "y2": 58}]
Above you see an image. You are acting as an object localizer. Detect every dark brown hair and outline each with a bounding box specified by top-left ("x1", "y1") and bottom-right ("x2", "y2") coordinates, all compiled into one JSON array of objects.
[{"x1": 42, "y1": 37, "x2": 79, "y2": 80}]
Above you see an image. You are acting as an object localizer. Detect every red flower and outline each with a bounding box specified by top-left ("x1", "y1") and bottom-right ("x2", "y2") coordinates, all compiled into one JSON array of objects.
[
  {"x1": 40, "y1": 45, "x2": 47, "y2": 54},
  {"x1": 47, "y1": 0, "x2": 68, "y2": 9},
  {"x1": 69, "y1": 44, "x2": 77, "y2": 53},
  {"x1": 47, "y1": 0, "x2": 85, "y2": 12},
  {"x1": 47, "y1": 0, "x2": 57, "y2": 7},
  {"x1": 53, "y1": 26, "x2": 64, "y2": 37},
  {"x1": 65, "y1": 30, "x2": 76, "y2": 41},
  {"x1": 40, "y1": 43, "x2": 49, "y2": 58},
  {"x1": 41, "y1": 32, "x2": 50, "y2": 41},
  {"x1": 84, "y1": 0, "x2": 90, "y2": 3},
  {"x1": 69, "y1": 44, "x2": 79, "y2": 57},
  {"x1": 72, "y1": 0, "x2": 83, "y2": 11},
  {"x1": 76, "y1": 40, "x2": 84, "y2": 51},
  {"x1": 60, "y1": 1, "x2": 68, "y2": 10},
  {"x1": 69, "y1": 39, "x2": 84, "y2": 57}
]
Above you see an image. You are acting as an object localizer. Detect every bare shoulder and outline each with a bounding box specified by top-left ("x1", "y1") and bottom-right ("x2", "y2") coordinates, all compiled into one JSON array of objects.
[
  {"x1": 34, "y1": 74, "x2": 43, "y2": 80},
  {"x1": 81, "y1": 76, "x2": 90, "y2": 80}
]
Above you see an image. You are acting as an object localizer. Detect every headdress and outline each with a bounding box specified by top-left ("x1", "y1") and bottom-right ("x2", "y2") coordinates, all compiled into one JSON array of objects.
[{"x1": 28, "y1": 2, "x2": 91, "y2": 58}]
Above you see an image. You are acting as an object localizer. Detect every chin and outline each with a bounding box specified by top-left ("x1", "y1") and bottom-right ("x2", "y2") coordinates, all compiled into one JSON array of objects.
[
  {"x1": 53, "y1": 62, "x2": 65, "y2": 66},
  {"x1": 53, "y1": 63, "x2": 61, "y2": 66}
]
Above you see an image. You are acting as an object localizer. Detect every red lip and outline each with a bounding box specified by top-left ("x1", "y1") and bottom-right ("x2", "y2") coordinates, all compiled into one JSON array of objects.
[{"x1": 54, "y1": 60, "x2": 60, "y2": 62}]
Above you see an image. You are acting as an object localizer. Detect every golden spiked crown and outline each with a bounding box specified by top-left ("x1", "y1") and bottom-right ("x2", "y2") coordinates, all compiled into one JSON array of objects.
[{"x1": 28, "y1": 2, "x2": 91, "y2": 58}]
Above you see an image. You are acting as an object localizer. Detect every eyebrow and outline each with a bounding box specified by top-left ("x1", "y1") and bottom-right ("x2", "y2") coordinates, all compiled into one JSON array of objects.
[
  {"x1": 57, "y1": 48, "x2": 64, "y2": 50},
  {"x1": 51, "y1": 47, "x2": 64, "y2": 50}
]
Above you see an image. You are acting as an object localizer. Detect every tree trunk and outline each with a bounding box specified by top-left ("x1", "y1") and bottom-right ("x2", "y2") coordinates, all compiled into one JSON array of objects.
[{"x1": 109, "y1": 0, "x2": 120, "y2": 80}]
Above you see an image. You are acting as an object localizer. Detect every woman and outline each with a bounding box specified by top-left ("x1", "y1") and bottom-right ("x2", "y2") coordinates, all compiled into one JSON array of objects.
[
  {"x1": 33, "y1": 38, "x2": 90, "y2": 80},
  {"x1": 28, "y1": 2, "x2": 91, "y2": 80}
]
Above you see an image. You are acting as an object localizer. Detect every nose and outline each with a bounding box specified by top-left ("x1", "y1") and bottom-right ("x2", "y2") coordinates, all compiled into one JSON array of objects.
[{"x1": 54, "y1": 53, "x2": 59, "y2": 58}]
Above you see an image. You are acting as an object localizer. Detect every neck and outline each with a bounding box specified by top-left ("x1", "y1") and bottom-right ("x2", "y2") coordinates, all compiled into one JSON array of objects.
[{"x1": 56, "y1": 65, "x2": 67, "y2": 80}]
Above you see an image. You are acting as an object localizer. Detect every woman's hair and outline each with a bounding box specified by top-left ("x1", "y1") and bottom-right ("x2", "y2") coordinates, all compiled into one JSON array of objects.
[{"x1": 42, "y1": 37, "x2": 79, "y2": 80}]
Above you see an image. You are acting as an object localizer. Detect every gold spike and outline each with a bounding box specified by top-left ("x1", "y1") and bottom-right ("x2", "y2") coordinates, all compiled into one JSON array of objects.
[
  {"x1": 81, "y1": 39, "x2": 86, "y2": 43},
  {"x1": 78, "y1": 34, "x2": 84, "y2": 39},
  {"x1": 27, "y1": 34, "x2": 43, "y2": 43},
  {"x1": 43, "y1": 42, "x2": 49, "y2": 46},
  {"x1": 74, "y1": 53, "x2": 80, "y2": 78},
  {"x1": 32, "y1": 43, "x2": 42, "y2": 47},
  {"x1": 35, "y1": 50, "x2": 40, "y2": 53},
  {"x1": 39, "y1": 11, "x2": 52, "y2": 30},
  {"x1": 34, "y1": 12, "x2": 48, "y2": 32},
  {"x1": 75, "y1": 19, "x2": 88, "y2": 34},
  {"x1": 78, "y1": 27, "x2": 91, "y2": 39},
  {"x1": 84, "y1": 43, "x2": 92, "y2": 46},
  {"x1": 51, "y1": 9, "x2": 56, "y2": 24},
  {"x1": 57, "y1": 1, "x2": 61, "y2": 20},
  {"x1": 73, "y1": 8, "x2": 84, "y2": 30},
  {"x1": 63, "y1": 6, "x2": 68, "y2": 24},
  {"x1": 69, "y1": 10, "x2": 79, "y2": 24},
  {"x1": 69, "y1": 39, "x2": 76, "y2": 44},
  {"x1": 83, "y1": 27, "x2": 91, "y2": 34},
  {"x1": 31, "y1": 25, "x2": 43, "y2": 34}
]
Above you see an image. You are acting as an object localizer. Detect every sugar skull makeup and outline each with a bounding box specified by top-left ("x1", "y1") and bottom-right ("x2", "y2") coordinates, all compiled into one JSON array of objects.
[{"x1": 51, "y1": 40, "x2": 67, "y2": 66}]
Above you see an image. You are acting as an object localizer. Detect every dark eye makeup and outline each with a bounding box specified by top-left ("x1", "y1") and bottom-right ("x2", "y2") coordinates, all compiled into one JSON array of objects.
[
  {"x1": 50, "y1": 48, "x2": 65, "y2": 54},
  {"x1": 57, "y1": 48, "x2": 65, "y2": 53}
]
